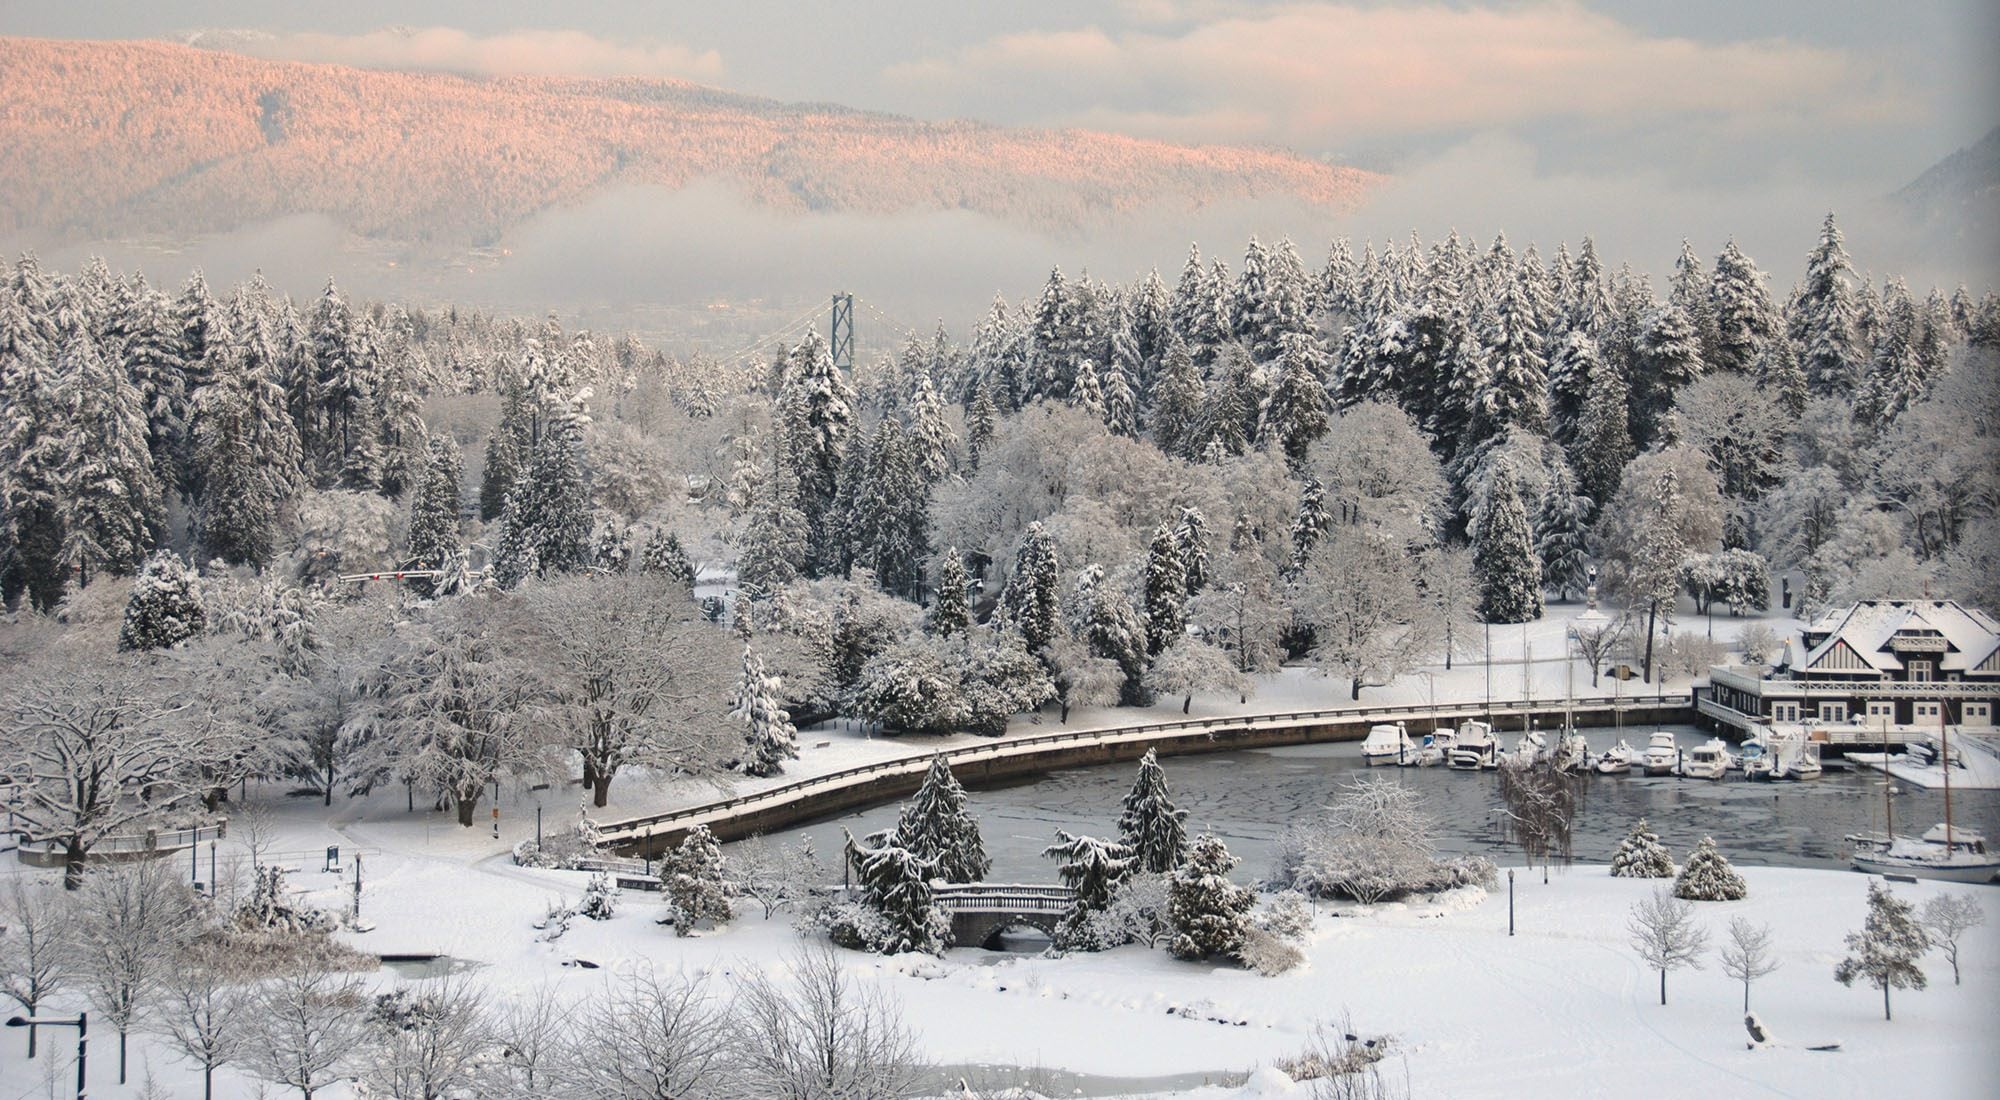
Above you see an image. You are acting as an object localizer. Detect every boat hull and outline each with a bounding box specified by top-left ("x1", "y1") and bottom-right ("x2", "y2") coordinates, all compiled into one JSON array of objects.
[{"x1": 1852, "y1": 855, "x2": 2000, "y2": 883}]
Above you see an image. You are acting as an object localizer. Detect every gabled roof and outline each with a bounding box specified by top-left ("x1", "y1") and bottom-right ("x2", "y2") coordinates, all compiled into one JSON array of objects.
[{"x1": 1798, "y1": 600, "x2": 2000, "y2": 674}]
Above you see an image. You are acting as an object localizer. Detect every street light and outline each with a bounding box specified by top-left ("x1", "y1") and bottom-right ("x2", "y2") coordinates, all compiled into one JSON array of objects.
[{"x1": 8, "y1": 1012, "x2": 86, "y2": 1099}]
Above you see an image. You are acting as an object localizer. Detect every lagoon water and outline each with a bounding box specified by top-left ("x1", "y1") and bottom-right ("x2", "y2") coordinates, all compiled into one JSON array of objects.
[{"x1": 747, "y1": 725, "x2": 2000, "y2": 883}]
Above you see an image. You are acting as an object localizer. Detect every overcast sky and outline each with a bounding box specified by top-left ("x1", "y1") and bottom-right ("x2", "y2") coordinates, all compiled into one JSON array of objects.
[{"x1": 3, "y1": 1, "x2": 1993, "y2": 331}]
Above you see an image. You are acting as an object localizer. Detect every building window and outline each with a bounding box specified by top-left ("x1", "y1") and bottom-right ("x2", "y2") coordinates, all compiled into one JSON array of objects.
[
  {"x1": 1965, "y1": 702, "x2": 1991, "y2": 725},
  {"x1": 1819, "y1": 702, "x2": 1848, "y2": 722},
  {"x1": 1866, "y1": 700, "x2": 1895, "y2": 721},
  {"x1": 1772, "y1": 702, "x2": 1801, "y2": 723},
  {"x1": 1914, "y1": 701, "x2": 1942, "y2": 721},
  {"x1": 1909, "y1": 659, "x2": 1933, "y2": 682}
]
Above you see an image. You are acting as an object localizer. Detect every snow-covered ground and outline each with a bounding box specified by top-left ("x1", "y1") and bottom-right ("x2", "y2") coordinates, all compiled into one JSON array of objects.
[
  {"x1": 1849, "y1": 733, "x2": 2000, "y2": 792},
  {"x1": 7, "y1": 788, "x2": 1993, "y2": 1100}
]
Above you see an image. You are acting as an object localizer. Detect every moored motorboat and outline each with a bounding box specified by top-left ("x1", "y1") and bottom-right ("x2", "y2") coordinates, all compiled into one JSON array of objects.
[
  {"x1": 1449, "y1": 720, "x2": 1498, "y2": 771},
  {"x1": 1677, "y1": 738, "x2": 1730, "y2": 780},
  {"x1": 1641, "y1": 731, "x2": 1679, "y2": 776},
  {"x1": 1406, "y1": 727, "x2": 1455, "y2": 767},
  {"x1": 1361, "y1": 722, "x2": 1417, "y2": 766}
]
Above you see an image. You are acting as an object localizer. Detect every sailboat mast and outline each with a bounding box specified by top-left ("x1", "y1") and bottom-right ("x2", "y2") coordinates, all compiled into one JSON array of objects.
[{"x1": 1942, "y1": 696, "x2": 1953, "y2": 851}]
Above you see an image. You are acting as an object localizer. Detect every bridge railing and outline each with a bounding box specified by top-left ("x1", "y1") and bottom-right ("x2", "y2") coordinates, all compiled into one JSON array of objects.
[
  {"x1": 933, "y1": 882, "x2": 1073, "y2": 913},
  {"x1": 595, "y1": 693, "x2": 1685, "y2": 845}
]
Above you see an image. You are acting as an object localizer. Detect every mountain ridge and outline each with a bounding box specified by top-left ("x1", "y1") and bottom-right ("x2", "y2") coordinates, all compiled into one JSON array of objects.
[{"x1": 0, "y1": 36, "x2": 1380, "y2": 246}]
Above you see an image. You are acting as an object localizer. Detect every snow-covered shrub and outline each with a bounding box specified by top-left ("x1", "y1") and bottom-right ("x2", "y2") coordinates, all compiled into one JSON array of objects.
[
  {"x1": 658, "y1": 825, "x2": 732, "y2": 936},
  {"x1": 534, "y1": 900, "x2": 575, "y2": 942},
  {"x1": 1272, "y1": 779, "x2": 1491, "y2": 903},
  {"x1": 1169, "y1": 834, "x2": 1254, "y2": 961},
  {"x1": 118, "y1": 550, "x2": 205, "y2": 651},
  {"x1": 233, "y1": 866, "x2": 337, "y2": 934},
  {"x1": 803, "y1": 899, "x2": 899, "y2": 954},
  {"x1": 578, "y1": 873, "x2": 618, "y2": 921},
  {"x1": 1237, "y1": 926, "x2": 1306, "y2": 976},
  {"x1": 1259, "y1": 890, "x2": 1316, "y2": 944},
  {"x1": 1673, "y1": 836, "x2": 1748, "y2": 901},
  {"x1": 1276, "y1": 1018, "x2": 1398, "y2": 1098},
  {"x1": 728, "y1": 835, "x2": 824, "y2": 919},
  {"x1": 512, "y1": 810, "x2": 604, "y2": 870},
  {"x1": 1735, "y1": 623, "x2": 1780, "y2": 667},
  {"x1": 1610, "y1": 819, "x2": 1677, "y2": 878},
  {"x1": 1083, "y1": 871, "x2": 1173, "y2": 949}
]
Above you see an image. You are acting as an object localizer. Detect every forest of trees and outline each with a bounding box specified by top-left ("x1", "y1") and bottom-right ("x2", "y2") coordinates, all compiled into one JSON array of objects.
[{"x1": 2, "y1": 213, "x2": 1996, "y2": 834}]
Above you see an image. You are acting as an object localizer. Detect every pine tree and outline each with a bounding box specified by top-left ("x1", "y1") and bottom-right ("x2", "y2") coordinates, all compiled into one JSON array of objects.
[
  {"x1": 1118, "y1": 749, "x2": 1189, "y2": 873},
  {"x1": 1570, "y1": 353, "x2": 1634, "y2": 508},
  {"x1": 965, "y1": 382, "x2": 998, "y2": 470},
  {"x1": 1835, "y1": 881, "x2": 1929, "y2": 1021},
  {"x1": 1069, "y1": 358, "x2": 1105, "y2": 418},
  {"x1": 1707, "y1": 241, "x2": 1777, "y2": 376},
  {"x1": 852, "y1": 836, "x2": 951, "y2": 955},
  {"x1": 1632, "y1": 303, "x2": 1705, "y2": 446},
  {"x1": 174, "y1": 269, "x2": 226, "y2": 397},
  {"x1": 638, "y1": 528, "x2": 697, "y2": 589},
  {"x1": 1257, "y1": 333, "x2": 1330, "y2": 465},
  {"x1": 1148, "y1": 332, "x2": 1206, "y2": 458},
  {"x1": 1796, "y1": 213, "x2": 1862, "y2": 397},
  {"x1": 777, "y1": 331, "x2": 856, "y2": 574},
  {"x1": 190, "y1": 339, "x2": 303, "y2": 568},
  {"x1": 658, "y1": 825, "x2": 731, "y2": 936},
  {"x1": 1535, "y1": 465, "x2": 1592, "y2": 601},
  {"x1": 1672, "y1": 836, "x2": 1748, "y2": 901},
  {"x1": 1173, "y1": 507, "x2": 1211, "y2": 596},
  {"x1": 1290, "y1": 477, "x2": 1332, "y2": 571},
  {"x1": 1102, "y1": 359, "x2": 1139, "y2": 438},
  {"x1": 404, "y1": 437, "x2": 463, "y2": 598},
  {"x1": 1474, "y1": 463, "x2": 1542, "y2": 623},
  {"x1": 928, "y1": 551, "x2": 971, "y2": 637},
  {"x1": 1043, "y1": 830, "x2": 1135, "y2": 952},
  {"x1": 118, "y1": 550, "x2": 206, "y2": 651},
  {"x1": 894, "y1": 756, "x2": 990, "y2": 883},
  {"x1": 1855, "y1": 280, "x2": 1928, "y2": 428},
  {"x1": 907, "y1": 374, "x2": 956, "y2": 484},
  {"x1": 478, "y1": 385, "x2": 532, "y2": 521},
  {"x1": 1755, "y1": 332, "x2": 1808, "y2": 418},
  {"x1": 55, "y1": 323, "x2": 164, "y2": 583},
  {"x1": 1668, "y1": 239, "x2": 1720, "y2": 367},
  {"x1": 1168, "y1": 833, "x2": 1254, "y2": 961},
  {"x1": 1610, "y1": 819, "x2": 1677, "y2": 878},
  {"x1": 1464, "y1": 270, "x2": 1549, "y2": 455},
  {"x1": 0, "y1": 290, "x2": 68, "y2": 610},
  {"x1": 731, "y1": 644, "x2": 799, "y2": 778},
  {"x1": 1143, "y1": 523, "x2": 1188, "y2": 657},
  {"x1": 490, "y1": 393, "x2": 592, "y2": 586},
  {"x1": 119, "y1": 279, "x2": 192, "y2": 494},
  {"x1": 1004, "y1": 522, "x2": 1061, "y2": 653}
]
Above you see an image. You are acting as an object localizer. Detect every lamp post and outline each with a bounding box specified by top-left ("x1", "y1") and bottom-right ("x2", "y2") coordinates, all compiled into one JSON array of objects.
[
  {"x1": 1507, "y1": 869, "x2": 1515, "y2": 937},
  {"x1": 8, "y1": 1013, "x2": 85, "y2": 1099}
]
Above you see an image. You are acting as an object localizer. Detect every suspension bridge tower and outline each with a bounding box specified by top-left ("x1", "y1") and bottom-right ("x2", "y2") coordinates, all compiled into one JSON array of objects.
[{"x1": 830, "y1": 292, "x2": 854, "y2": 372}]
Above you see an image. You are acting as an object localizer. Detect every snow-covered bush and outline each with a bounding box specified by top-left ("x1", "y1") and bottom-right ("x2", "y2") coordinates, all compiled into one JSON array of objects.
[
  {"x1": 233, "y1": 866, "x2": 338, "y2": 935},
  {"x1": 1662, "y1": 633, "x2": 1728, "y2": 679},
  {"x1": 1276, "y1": 1018, "x2": 1398, "y2": 1098},
  {"x1": 658, "y1": 825, "x2": 732, "y2": 936},
  {"x1": 1044, "y1": 830, "x2": 1136, "y2": 952},
  {"x1": 850, "y1": 627, "x2": 1053, "y2": 737},
  {"x1": 1272, "y1": 778, "x2": 1492, "y2": 903},
  {"x1": 1610, "y1": 819, "x2": 1677, "y2": 878},
  {"x1": 1259, "y1": 890, "x2": 1316, "y2": 944},
  {"x1": 1673, "y1": 836, "x2": 1748, "y2": 901},
  {"x1": 511, "y1": 811, "x2": 604, "y2": 870},
  {"x1": 1735, "y1": 623, "x2": 1780, "y2": 667},
  {"x1": 118, "y1": 550, "x2": 205, "y2": 651},
  {"x1": 1169, "y1": 833, "x2": 1254, "y2": 961},
  {"x1": 534, "y1": 900, "x2": 575, "y2": 942},
  {"x1": 803, "y1": 899, "x2": 899, "y2": 954},
  {"x1": 1237, "y1": 926, "x2": 1306, "y2": 976},
  {"x1": 578, "y1": 873, "x2": 618, "y2": 921},
  {"x1": 728, "y1": 835, "x2": 824, "y2": 919},
  {"x1": 1082, "y1": 871, "x2": 1172, "y2": 949}
]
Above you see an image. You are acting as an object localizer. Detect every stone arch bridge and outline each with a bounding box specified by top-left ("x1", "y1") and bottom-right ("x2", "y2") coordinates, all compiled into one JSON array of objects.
[{"x1": 933, "y1": 883, "x2": 1072, "y2": 950}]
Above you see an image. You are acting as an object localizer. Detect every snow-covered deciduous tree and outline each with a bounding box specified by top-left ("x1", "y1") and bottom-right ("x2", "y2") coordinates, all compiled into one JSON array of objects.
[
  {"x1": 1189, "y1": 549, "x2": 1286, "y2": 683},
  {"x1": 1083, "y1": 871, "x2": 1173, "y2": 950},
  {"x1": 118, "y1": 549, "x2": 206, "y2": 651},
  {"x1": 1610, "y1": 819, "x2": 1677, "y2": 878},
  {"x1": 1919, "y1": 893, "x2": 1983, "y2": 986},
  {"x1": 730, "y1": 943, "x2": 920, "y2": 1100},
  {"x1": 851, "y1": 627, "x2": 1052, "y2": 737},
  {"x1": 1836, "y1": 881, "x2": 1929, "y2": 1021},
  {"x1": 0, "y1": 659, "x2": 242, "y2": 887},
  {"x1": 1473, "y1": 462, "x2": 1543, "y2": 623},
  {"x1": 894, "y1": 756, "x2": 990, "y2": 884},
  {"x1": 727, "y1": 835, "x2": 822, "y2": 919},
  {"x1": 1118, "y1": 748, "x2": 1190, "y2": 874},
  {"x1": 359, "y1": 972, "x2": 493, "y2": 1100},
  {"x1": 1628, "y1": 887, "x2": 1708, "y2": 1006},
  {"x1": 547, "y1": 970, "x2": 731, "y2": 1100},
  {"x1": 157, "y1": 942, "x2": 248, "y2": 1100},
  {"x1": 1305, "y1": 401, "x2": 1445, "y2": 548},
  {"x1": 71, "y1": 859, "x2": 205, "y2": 1083},
  {"x1": 730, "y1": 642, "x2": 799, "y2": 779},
  {"x1": 848, "y1": 833, "x2": 950, "y2": 956},
  {"x1": 1168, "y1": 833, "x2": 1254, "y2": 962},
  {"x1": 1044, "y1": 829, "x2": 1136, "y2": 952},
  {"x1": 1, "y1": 879, "x2": 68, "y2": 1057},
  {"x1": 1569, "y1": 614, "x2": 1627, "y2": 688},
  {"x1": 1142, "y1": 637, "x2": 1247, "y2": 714},
  {"x1": 242, "y1": 962, "x2": 367, "y2": 1100},
  {"x1": 659, "y1": 825, "x2": 732, "y2": 937},
  {"x1": 1673, "y1": 836, "x2": 1747, "y2": 901},
  {"x1": 1719, "y1": 917, "x2": 1780, "y2": 1012},
  {"x1": 1496, "y1": 755, "x2": 1583, "y2": 884},
  {"x1": 1296, "y1": 525, "x2": 1434, "y2": 700}
]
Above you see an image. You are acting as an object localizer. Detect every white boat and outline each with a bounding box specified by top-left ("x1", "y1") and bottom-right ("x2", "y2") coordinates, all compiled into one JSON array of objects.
[
  {"x1": 1852, "y1": 835, "x2": 2000, "y2": 883},
  {"x1": 1676, "y1": 738, "x2": 1729, "y2": 780},
  {"x1": 1448, "y1": 720, "x2": 1498, "y2": 771},
  {"x1": 1640, "y1": 731, "x2": 1679, "y2": 776},
  {"x1": 1507, "y1": 729, "x2": 1547, "y2": 766},
  {"x1": 1361, "y1": 723, "x2": 1417, "y2": 767},
  {"x1": 1594, "y1": 740, "x2": 1634, "y2": 775},
  {"x1": 1406, "y1": 727, "x2": 1456, "y2": 767},
  {"x1": 1785, "y1": 739, "x2": 1824, "y2": 781},
  {"x1": 1555, "y1": 732, "x2": 1593, "y2": 774},
  {"x1": 1745, "y1": 727, "x2": 1794, "y2": 781}
]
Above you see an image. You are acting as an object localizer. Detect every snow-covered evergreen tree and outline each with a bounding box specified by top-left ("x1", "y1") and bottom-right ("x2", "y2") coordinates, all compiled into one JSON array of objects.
[
  {"x1": 851, "y1": 834, "x2": 951, "y2": 955},
  {"x1": 638, "y1": 527, "x2": 696, "y2": 589},
  {"x1": 1118, "y1": 749, "x2": 1189, "y2": 874},
  {"x1": 928, "y1": 551, "x2": 971, "y2": 636},
  {"x1": 1707, "y1": 241, "x2": 1777, "y2": 376},
  {"x1": 1290, "y1": 476, "x2": 1332, "y2": 571},
  {"x1": 1855, "y1": 280, "x2": 1927, "y2": 429},
  {"x1": 1668, "y1": 239, "x2": 1719, "y2": 367},
  {"x1": 117, "y1": 279, "x2": 192, "y2": 495},
  {"x1": 1068, "y1": 358, "x2": 1105, "y2": 418},
  {"x1": 1148, "y1": 332, "x2": 1206, "y2": 458},
  {"x1": 117, "y1": 550, "x2": 206, "y2": 651},
  {"x1": 1835, "y1": 880, "x2": 1929, "y2": 1020},
  {"x1": 54, "y1": 322, "x2": 164, "y2": 583},
  {"x1": 1610, "y1": 819, "x2": 1676, "y2": 878},
  {"x1": 1173, "y1": 506, "x2": 1211, "y2": 596},
  {"x1": 1043, "y1": 829, "x2": 1135, "y2": 952},
  {"x1": 404, "y1": 436, "x2": 463, "y2": 597},
  {"x1": 189, "y1": 336, "x2": 303, "y2": 568},
  {"x1": 659, "y1": 824, "x2": 731, "y2": 936},
  {"x1": 1143, "y1": 523, "x2": 1188, "y2": 657},
  {"x1": 1474, "y1": 463, "x2": 1542, "y2": 623},
  {"x1": 1257, "y1": 333, "x2": 1330, "y2": 465},
  {"x1": 1571, "y1": 353, "x2": 1634, "y2": 507},
  {"x1": 1633, "y1": 303, "x2": 1705, "y2": 446},
  {"x1": 906, "y1": 374, "x2": 956, "y2": 484},
  {"x1": 1672, "y1": 836, "x2": 1747, "y2": 901},
  {"x1": 1102, "y1": 358, "x2": 1139, "y2": 438},
  {"x1": 731, "y1": 643, "x2": 798, "y2": 778},
  {"x1": 1795, "y1": 215, "x2": 1862, "y2": 396},
  {"x1": 1535, "y1": 465, "x2": 1592, "y2": 601},
  {"x1": 1004, "y1": 521, "x2": 1061, "y2": 653},
  {"x1": 777, "y1": 331, "x2": 856, "y2": 574},
  {"x1": 894, "y1": 756, "x2": 990, "y2": 883},
  {"x1": 1168, "y1": 833, "x2": 1254, "y2": 961},
  {"x1": 490, "y1": 391, "x2": 592, "y2": 586}
]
